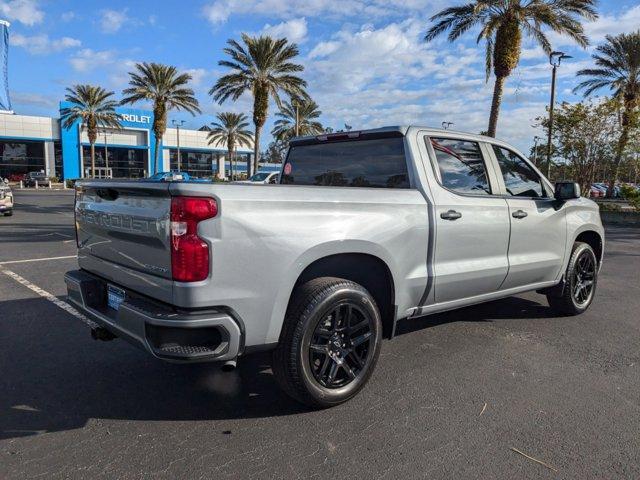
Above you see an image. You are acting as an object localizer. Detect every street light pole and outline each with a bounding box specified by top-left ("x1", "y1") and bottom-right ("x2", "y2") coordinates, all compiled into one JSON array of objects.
[
  {"x1": 171, "y1": 120, "x2": 185, "y2": 172},
  {"x1": 546, "y1": 51, "x2": 572, "y2": 180}
]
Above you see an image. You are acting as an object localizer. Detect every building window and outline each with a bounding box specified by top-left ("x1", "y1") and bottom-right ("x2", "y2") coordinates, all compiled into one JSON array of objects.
[
  {"x1": 82, "y1": 146, "x2": 148, "y2": 178},
  {"x1": 53, "y1": 141, "x2": 63, "y2": 179},
  {"x1": 0, "y1": 140, "x2": 46, "y2": 179},
  {"x1": 169, "y1": 149, "x2": 216, "y2": 178}
]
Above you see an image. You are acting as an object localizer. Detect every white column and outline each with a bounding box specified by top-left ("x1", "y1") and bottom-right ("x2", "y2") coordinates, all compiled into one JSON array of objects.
[
  {"x1": 44, "y1": 141, "x2": 55, "y2": 177},
  {"x1": 218, "y1": 153, "x2": 226, "y2": 180},
  {"x1": 162, "y1": 149, "x2": 171, "y2": 172}
]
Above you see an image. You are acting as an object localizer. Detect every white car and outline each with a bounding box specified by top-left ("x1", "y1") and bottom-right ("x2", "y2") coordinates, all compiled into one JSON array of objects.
[
  {"x1": 0, "y1": 179, "x2": 13, "y2": 216},
  {"x1": 238, "y1": 171, "x2": 280, "y2": 184}
]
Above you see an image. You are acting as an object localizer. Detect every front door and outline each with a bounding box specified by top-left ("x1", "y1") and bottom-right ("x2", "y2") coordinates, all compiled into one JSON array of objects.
[
  {"x1": 489, "y1": 145, "x2": 567, "y2": 289},
  {"x1": 424, "y1": 136, "x2": 511, "y2": 304}
]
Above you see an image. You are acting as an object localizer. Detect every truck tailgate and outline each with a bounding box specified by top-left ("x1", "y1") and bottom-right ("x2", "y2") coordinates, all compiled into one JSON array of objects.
[{"x1": 75, "y1": 181, "x2": 172, "y2": 281}]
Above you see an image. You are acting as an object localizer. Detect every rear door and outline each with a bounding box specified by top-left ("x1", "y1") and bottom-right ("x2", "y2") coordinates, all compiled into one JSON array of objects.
[
  {"x1": 423, "y1": 135, "x2": 511, "y2": 303},
  {"x1": 488, "y1": 144, "x2": 567, "y2": 289}
]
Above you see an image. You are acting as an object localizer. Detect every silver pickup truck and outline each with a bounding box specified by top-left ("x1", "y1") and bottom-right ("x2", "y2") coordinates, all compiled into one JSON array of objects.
[{"x1": 65, "y1": 126, "x2": 604, "y2": 407}]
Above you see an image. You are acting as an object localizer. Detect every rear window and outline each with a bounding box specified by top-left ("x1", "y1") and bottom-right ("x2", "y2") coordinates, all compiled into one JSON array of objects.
[{"x1": 281, "y1": 137, "x2": 410, "y2": 188}]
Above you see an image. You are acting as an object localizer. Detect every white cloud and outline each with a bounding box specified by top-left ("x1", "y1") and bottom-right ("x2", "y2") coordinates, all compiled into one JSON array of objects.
[
  {"x1": 61, "y1": 11, "x2": 76, "y2": 22},
  {"x1": 12, "y1": 91, "x2": 58, "y2": 109},
  {"x1": 99, "y1": 8, "x2": 129, "y2": 34},
  {"x1": 585, "y1": 5, "x2": 640, "y2": 43},
  {"x1": 0, "y1": 0, "x2": 44, "y2": 26},
  {"x1": 545, "y1": 5, "x2": 640, "y2": 50},
  {"x1": 11, "y1": 33, "x2": 80, "y2": 54},
  {"x1": 308, "y1": 40, "x2": 340, "y2": 58},
  {"x1": 262, "y1": 18, "x2": 308, "y2": 43},
  {"x1": 184, "y1": 68, "x2": 208, "y2": 87},
  {"x1": 69, "y1": 49, "x2": 117, "y2": 72},
  {"x1": 202, "y1": 0, "x2": 438, "y2": 25}
]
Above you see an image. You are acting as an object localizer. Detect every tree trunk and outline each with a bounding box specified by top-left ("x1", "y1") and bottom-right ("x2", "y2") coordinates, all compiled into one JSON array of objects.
[
  {"x1": 487, "y1": 75, "x2": 505, "y2": 137},
  {"x1": 606, "y1": 123, "x2": 630, "y2": 198},
  {"x1": 153, "y1": 136, "x2": 161, "y2": 175},
  {"x1": 90, "y1": 143, "x2": 96, "y2": 178},
  {"x1": 252, "y1": 85, "x2": 268, "y2": 177},
  {"x1": 252, "y1": 127, "x2": 261, "y2": 178}
]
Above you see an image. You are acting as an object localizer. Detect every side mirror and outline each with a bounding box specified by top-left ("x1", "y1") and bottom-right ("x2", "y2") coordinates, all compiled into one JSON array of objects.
[
  {"x1": 554, "y1": 181, "x2": 580, "y2": 201},
  {"x1": 3, "y1": 178, "x2": 8, "y2": 184}
]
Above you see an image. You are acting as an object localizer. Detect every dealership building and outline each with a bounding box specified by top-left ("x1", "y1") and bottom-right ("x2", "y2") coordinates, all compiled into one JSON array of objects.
[{"x1": 0, "y1": 102, "x2": 277, "y2": 180}]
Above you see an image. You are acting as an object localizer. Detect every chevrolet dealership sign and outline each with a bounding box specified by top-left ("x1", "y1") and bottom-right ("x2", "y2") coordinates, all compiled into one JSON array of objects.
[{"x1": 121, "y1": 114, "x2": 152, "y2": 124}]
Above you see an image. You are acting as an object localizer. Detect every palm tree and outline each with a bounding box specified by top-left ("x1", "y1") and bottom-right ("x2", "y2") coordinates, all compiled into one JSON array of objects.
[
  {"x1": 121, "y1": 63, "x2": 200, "y2": 175},
  {"x1": 425, "y1": 0, "x2": 597, "y2": 137},
  {"x1": 272, "y1": 98, "x2": 323, "y2": 141},
  {"x1": 60, "y1": 85, "x2": 121, "y2": 178},
  {"x1": 575, "y1": 31, "x2": 640, "y2": 197},
  {"x1": 210, "y1": 34, "x2": 308, "y2": 176},
  {"x1": 207, "y1": 112, "x2": 253, "y2": 180}
]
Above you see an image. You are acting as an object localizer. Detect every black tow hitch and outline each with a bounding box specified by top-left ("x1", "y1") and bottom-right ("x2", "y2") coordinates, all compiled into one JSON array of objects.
[{"x1": 91, "y1": 327, "x2": 117, "y2": 342}]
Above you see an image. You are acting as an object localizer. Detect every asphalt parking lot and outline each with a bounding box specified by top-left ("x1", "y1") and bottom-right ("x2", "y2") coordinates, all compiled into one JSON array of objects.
[{"x1": 1, "y1": 190, "x2": 639, "y2": 479}]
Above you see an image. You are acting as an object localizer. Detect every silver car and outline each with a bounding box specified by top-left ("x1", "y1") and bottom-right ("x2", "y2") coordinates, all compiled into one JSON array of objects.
[{"x1": 66, "y1": 126, "x2": 604, "y2": 407}]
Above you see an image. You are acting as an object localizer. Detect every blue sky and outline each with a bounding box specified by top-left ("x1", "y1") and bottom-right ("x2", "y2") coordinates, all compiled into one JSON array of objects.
[{"x1": 3, "y1": 0, "x2": 640, "y2": 152}]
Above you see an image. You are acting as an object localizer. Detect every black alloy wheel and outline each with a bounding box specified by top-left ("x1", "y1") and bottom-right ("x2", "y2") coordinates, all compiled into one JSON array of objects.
[
  {"x1": 547, "y1": 241, "x2": 598, "y2": 315},
  {"x1": 308, "y1": 302, "x2": 374, "y2": 389},
  {"x1": 572, "y1": 248, "x2": 596, "y2": 307},
  {"x1": 272, "y1": 277, "x2": 382, "y2": 408}
]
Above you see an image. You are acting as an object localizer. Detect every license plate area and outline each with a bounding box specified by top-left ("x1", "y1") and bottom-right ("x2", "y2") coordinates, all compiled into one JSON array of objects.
[{"x1": 107, "y1": 284, "x2": 126, "y2": 311}]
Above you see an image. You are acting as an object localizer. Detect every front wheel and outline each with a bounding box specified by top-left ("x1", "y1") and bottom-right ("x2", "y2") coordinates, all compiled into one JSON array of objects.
[
  {"x1": 547, "y1": 242, "x2": 598, "y2": 315},
  {"x1": 272, "y1": 277, "x2": 382, "y2": 408}
]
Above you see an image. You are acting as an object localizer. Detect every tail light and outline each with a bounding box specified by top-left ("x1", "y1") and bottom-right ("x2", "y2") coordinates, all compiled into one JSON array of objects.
[{"x1": 170, "y1": 196, "x2": 217, "y2": 282}]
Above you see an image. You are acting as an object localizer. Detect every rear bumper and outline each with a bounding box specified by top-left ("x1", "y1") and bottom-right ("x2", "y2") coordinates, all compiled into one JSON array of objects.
[{"x1": 64, "y1": 269, "x2": 243, "y2": 363}]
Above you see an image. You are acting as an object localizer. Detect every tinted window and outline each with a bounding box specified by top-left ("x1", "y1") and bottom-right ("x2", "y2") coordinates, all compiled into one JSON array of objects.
[
  {"x1": 493, "y1": 146, "x2": 545, "y2": 198},
  {"x1": 429, "y1": 138, "x2": 491, "y2": 195},
  {"x1": 281, "y1": 137, "x2": 409, "y2": 188},
  {"x1": 250, "y1": 172, "x2": 270, "y2": 181}
]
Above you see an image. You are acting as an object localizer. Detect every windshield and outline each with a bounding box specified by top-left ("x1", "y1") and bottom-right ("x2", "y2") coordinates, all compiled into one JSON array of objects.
[{"x1": 250, "y1": 172, "x2": 270, "y2": 181}]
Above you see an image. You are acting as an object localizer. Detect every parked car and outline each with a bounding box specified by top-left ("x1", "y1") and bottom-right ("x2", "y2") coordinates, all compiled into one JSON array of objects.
[
  {"x1": 65, "y1": 126, "x2": 604, "y2": 408},
  {"x1": 143, "y1": 171, "x2": 192, "y2": 182},
  {"x1": 23, "y1": 171, "x2": 49, "y2": 187},
  {"x1": 0, "y1": 179, "x2": 13, "y2": 216},
  {"x1": 589, "y1": 185, "x2": 604, "y2": 198},
  {"x1": 238, "y1": 171, "x2": 280, "y2": 184}
]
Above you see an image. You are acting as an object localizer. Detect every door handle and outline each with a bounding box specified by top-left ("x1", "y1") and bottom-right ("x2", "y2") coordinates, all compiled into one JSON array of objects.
[
  {"x1": 512, "y1": 209, "x2": 528, "y2": 219},
  {"x1": 440, "y1": 210, "x2": 462, "y2": 220}
]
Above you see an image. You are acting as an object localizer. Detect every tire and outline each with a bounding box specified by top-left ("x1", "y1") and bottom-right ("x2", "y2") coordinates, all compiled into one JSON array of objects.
[
  {"x1": 547, "y1": 242, "x2": 598, "y2": 315},
  {"x1": 4, "y1": 210, "x2": 12, "y2": 217},
  {"x1": 272, "y1": 277, "x2": 382, "y2": 408}
]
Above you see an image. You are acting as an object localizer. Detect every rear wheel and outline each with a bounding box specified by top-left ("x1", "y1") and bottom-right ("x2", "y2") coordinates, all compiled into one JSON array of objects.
[
  {"x1": 272, "y1": 277, "x2": 382, "y2": 408},
  {"x1": 3, "y1": 210, "x2": 12, "y2": 216},
  {"x1": 547, "y1": 242, "x2": 598, "y2": 315}
]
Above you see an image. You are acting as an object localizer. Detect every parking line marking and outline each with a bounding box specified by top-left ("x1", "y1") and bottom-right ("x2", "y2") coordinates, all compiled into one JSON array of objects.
[
  {"x1": 0, "y1": 255, "x2": 77, "y2": 265},
  {"x1": 1, "y1": 268, "x2": 97, "y2": 328}
]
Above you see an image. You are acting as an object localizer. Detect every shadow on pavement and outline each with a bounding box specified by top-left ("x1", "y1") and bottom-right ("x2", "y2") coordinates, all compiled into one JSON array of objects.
[
  {"x1": 396, "y1": 295, "x2": 555, "y2": 336},
  {"x1": 0, "y1": 294, "x2": 557, "y2": 440}
]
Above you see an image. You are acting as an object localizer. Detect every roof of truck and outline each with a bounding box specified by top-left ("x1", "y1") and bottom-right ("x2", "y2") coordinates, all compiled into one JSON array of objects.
[{"x1": 289, "y1": 125, "x2": 509, "y2": 147}]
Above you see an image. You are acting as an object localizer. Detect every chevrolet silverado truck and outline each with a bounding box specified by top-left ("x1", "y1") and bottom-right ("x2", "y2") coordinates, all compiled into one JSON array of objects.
[{"x1": 65, "y1": 127, "x2": 604, "y2": 408}]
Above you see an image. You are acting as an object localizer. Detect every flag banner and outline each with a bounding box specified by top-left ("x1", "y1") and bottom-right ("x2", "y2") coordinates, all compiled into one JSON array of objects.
[{"x1": 0, "y1": 20, "x2": 11, "y2": 112}]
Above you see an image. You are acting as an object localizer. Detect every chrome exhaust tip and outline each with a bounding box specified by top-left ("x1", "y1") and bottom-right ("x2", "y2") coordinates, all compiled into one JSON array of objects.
[{"x1": 221, "y1": 360, "x2": 237, "y2": 372}]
